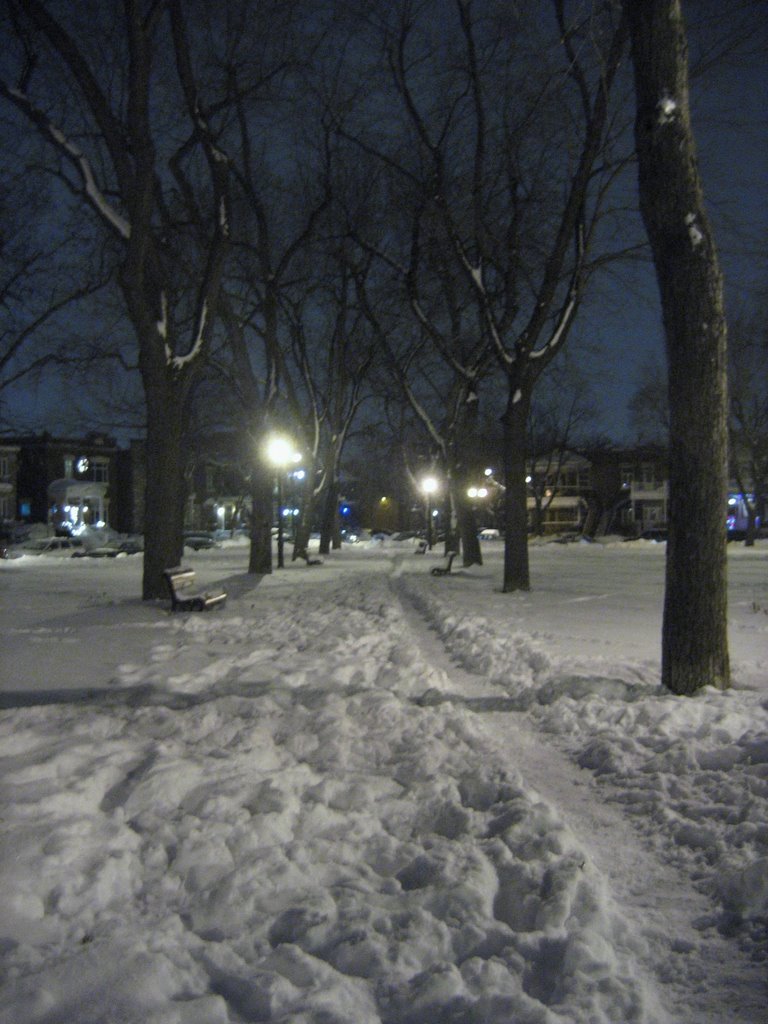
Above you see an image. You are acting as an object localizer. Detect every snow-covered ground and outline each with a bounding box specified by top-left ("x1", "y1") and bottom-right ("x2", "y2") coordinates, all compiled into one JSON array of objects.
[{"x1": 1, "y1": 537, "x2": 766, "y2": 1024}]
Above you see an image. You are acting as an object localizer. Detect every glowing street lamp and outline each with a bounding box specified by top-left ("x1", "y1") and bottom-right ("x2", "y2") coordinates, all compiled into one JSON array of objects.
[
  {"x1": 265, "y1": 435, "x2": 297, "y2": 568},
  {"x1": 421, "y1": 475, "x2": 439, "y2": 550}
]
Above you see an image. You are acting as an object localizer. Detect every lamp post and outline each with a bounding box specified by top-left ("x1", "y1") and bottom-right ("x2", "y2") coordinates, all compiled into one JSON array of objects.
[
  {"x1": 265, "y1": 435, "x2": 296, "y2": 568},
  {"x1": 421, "y1": 476, "x2": 438, "y2": 550}
]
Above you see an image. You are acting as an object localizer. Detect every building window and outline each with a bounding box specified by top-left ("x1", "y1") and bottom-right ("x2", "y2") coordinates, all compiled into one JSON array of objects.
[
  {"x1": 92, "y1": 459, "x2": 109, "y2": 483},
  {"x1": 0, "y1": 455, "x2": 9, "y2": 481}
]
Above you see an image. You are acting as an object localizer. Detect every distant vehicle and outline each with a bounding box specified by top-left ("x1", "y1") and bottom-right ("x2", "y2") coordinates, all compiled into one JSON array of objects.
[
  {"x1": 638, "y1": 529, "x2": 668, "y2": 543},
  {"x1": 6, "y1": 537, "x2": 85, "y2": 558},
  {"x1": 73, "y1": 539, "x2": 143, "y2": 558},
  {"x1": 0, "y1": 523, "x2": 30, "y2": 546},
  {"x1": 479, "y1": 528, "x2": 501, "y2": 540},
  {"x1": 727, "y1": 494, "x2": 759, "y2": 536},
  {"x1": 183, "y1": 532, "x2": 217, "y2": 550}
]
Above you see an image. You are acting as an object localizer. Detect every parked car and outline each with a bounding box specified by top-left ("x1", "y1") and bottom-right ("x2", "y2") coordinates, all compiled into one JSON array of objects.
[
  {"x1": 6, "y1": 536, "x2": 85, "y2": 558},
  {"x1": 183, "y1": 531, "x2": 217, "y2": 550},
  {"x1": 479, "y1": 528, "x2": 501, "y2": 540},
  {"x1": 638, "y1": 529, "x2": 668, "y2": 543},
  {"x1": 0, "y1": 523, "x2": 30, "y2": 546},
  {"x1": 73, "y1": 538, "x2": 143, "y2": 558}
]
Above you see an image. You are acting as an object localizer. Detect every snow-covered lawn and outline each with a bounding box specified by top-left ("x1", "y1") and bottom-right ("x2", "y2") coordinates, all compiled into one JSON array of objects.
[{"x1": 1, "y1": 539, "x2": 766, "y2": 1024}]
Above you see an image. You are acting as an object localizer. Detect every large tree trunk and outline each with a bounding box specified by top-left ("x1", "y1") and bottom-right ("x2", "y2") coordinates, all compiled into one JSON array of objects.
[
  {"x1": 142, "y1": 377, "x2": 188, "y2": 600},
  {"x1": 627, "y1": 0, "x2": 730, "y2": 693},
  {"x1": 248, "y1": 464, "x2": 273, "y2": 575},
  {"x1": 456, "y1": 498, "x2": 482, "y2": 567},
  {"x1": 319, "y1": 477, "x2": 340, "y2": 555},
  {"x1": 501, "y1": 390, "x2": 532, "y2": 592}
]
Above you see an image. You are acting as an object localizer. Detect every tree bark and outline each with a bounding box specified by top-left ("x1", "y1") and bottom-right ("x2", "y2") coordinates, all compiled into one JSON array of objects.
[
  {"x1": 626, "y1": 0, "x2": 730, "y2": 693},
  {"x1": 142, "y1": 376, "x2": 188, "y2": 596},
  {"x1": 501, "y1": 389, "x2": 532, "y2": 592},
  {"x1": 456, "y1": 496, "x2": 482, "y2": 567},
  {"x1": 319, "y1": 474, "x2": 341, "y2": 555},
  {"x1": 248, "y1": 463, "x2": 273, "y2": 575}
]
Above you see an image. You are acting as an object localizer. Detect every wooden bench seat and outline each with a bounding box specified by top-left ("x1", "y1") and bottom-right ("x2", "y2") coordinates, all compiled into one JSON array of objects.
[{"x1": 162, "y1": 567, "x2": 227, "y2": 612}]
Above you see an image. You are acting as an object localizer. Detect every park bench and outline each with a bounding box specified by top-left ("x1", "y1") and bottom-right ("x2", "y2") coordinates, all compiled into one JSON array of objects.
[
  {"x1": 293, "y1": 549, "x2": 324, "y2": 566},
  {"x1": 431, "y1": 550, "x2": 457, "y2": 576},
  {"x1": 162, "y1": 567, "x2": 227, "y2": 612}
]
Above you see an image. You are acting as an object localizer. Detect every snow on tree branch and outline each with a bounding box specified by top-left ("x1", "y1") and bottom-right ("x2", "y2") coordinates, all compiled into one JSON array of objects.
[{"x1": 0, "y1": 83, "x2": 131, "y2": 240}]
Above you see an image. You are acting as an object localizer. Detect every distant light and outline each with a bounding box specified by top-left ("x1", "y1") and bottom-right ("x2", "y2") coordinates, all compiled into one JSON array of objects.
[
  {"x1": 265, "y1": 435, "x2": 296, "y2": 468},
  {"x1": 468, "y1": 487, "x2": 478, "y2": 498},
  {"x1": 477, "y1": 487, "x2": 488, "y2": 498},
  {"x1": 380, "y1": 496, "x2": 389, "y2": 504},
  {"x1": 421, "y1": 476, "x2": 438, "y2": 496},
  {"x1": 293, "y1": 469, "x2": 306, "y2": 481},
  {"x1": 525, "y1": 476, "x2": 532, "y2": 484},
  {"x1": 340, "y1": 505, "x2": 350, "y2": 515},
  {"x1": 484, "y1": 468, "x2": 493, "y2": 477}
]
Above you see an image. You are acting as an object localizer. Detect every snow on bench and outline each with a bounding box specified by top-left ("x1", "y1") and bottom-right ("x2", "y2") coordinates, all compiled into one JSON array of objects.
[{"x1": 162, "y1": 567, "x2": 227, "y2": 612}]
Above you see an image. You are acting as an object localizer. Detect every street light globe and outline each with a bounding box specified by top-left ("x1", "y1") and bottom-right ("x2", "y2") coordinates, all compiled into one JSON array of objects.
[
  {"x1": 421, "y1": 476, "x2": 438, "y2": 496},
  {"x1": 265, "y1": 435, "x2": 295, "y2": 468}
]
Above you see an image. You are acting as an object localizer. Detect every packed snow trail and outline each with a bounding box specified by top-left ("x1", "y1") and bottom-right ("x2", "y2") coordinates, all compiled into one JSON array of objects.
[
  {"x1": 391, "y1": 570, "x2": 767, "y2": 1024},
  {"x1": 1, "y1": 550, "x2": 766, "y2": 1024},
  {"x1": 2, "y1": 572, "x2": 663, "y2": 1023}
]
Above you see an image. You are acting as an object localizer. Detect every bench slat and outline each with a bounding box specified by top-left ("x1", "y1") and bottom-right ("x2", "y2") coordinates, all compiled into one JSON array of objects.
[{"x1": 163, "y1": 567, "x2": 227, "y2": 612}]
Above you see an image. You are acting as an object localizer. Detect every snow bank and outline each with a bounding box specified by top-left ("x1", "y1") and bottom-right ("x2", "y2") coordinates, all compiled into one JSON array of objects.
[
  {"x1": 1, "y1": 573, "x2": 663, "y2": 1023},
  {"x1": 399, "y1": 569, "x2": 768, "y2": 947}
]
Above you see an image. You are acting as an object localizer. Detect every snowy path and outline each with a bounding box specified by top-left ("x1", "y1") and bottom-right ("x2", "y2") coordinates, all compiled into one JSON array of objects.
[
  {"x1": 390, "y1": 571, "x2": 766, "y2": 1024},
  {"x1": 1, "y1": 546, "x2": 766, "y2": 1023}
]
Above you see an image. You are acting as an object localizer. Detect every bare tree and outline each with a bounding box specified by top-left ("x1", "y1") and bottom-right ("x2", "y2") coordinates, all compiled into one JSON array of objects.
[
  {"x1": 1, "y1": 0, "x2": 234, "y2": 598},
  {"x1": 352, "y1": 229, "x2": 492, "y2": 566},
  {"x1": 627, "y1": 358, "x2": 669, "y2": 444},
  {"x1": 526, "y1": 362, "x2": 596, "y2": 535},
  {"x1": 209, "y1": 48, "x2": 333, "y2": 572},
  {"x1": 729, "y1": 298, "x2": 768, "y2": 546},
  {"x1": 336, "y1": 0, "x2": 631, "y2": 589},
  {"x1": 626, "y1": 0, "x2": 730, "y2": 693},
  {"x1": 0, "y1": 171, "x2": 112, "y2": 420}
]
